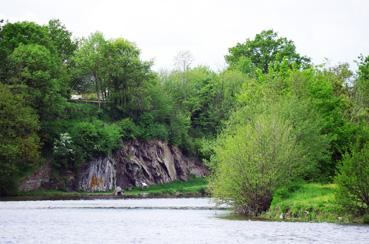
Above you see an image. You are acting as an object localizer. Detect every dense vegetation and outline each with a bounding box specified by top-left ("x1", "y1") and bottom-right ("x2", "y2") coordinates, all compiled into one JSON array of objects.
[{"x1": 0, "y1": 19, "x2": 368, "y2": 222}]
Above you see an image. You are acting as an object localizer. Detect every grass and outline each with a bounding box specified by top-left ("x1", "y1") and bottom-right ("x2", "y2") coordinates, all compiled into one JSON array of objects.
[
  {"x1": 125, "y1": 177, "x2": 209, "y2": 197},
  {"x1": 3, "y1": 177, "x2": 209, "y2": 201},
  {"x1": 264, "y1": 182, "x2": 355, "y2": 223}
]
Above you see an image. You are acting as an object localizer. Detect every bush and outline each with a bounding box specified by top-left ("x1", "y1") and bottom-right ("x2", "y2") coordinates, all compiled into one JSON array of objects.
[
  {"x1": 335, "y1": 142, "x2": 369, "y2": 215},
  {"x1": 71, "y1": 120, "x2": 121, "y2": 158},
  {"x1": 210, "y1": 113, "x2": 305, "y2": 216},
  {"x1": 53, "y1": 132, "x2": 75, "y2": 170},
  {"x1": 116, "y1": 118, "x2": 142, "y2": 140},
  {"x1": 53, "y1": 120, "x2": 122, "y2": 170},
  {"x1": 137, "y1": 113, "x2": 169, "y2": 141}
]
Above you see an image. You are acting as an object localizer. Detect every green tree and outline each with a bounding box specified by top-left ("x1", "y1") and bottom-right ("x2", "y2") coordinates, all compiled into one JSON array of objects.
[
  {"x1": 225, "y1": 30, "x2": 310, "y2": 74},
  {"x1": 0, "y1": 83, "x2": 40, "y2": 196},
  {"x1": 211, "y1": 112, "x2": 304, "y2": 215},
  {"x1": 335, "y1": 141, "x2": 369, "y2": 215},
  {"x1": 47, "y1": 19, "x2": 78, "y2": 63},
  {"x1": 352, "y1": 55, "x2": 369, "y2": 122},
  {"x1": 8, "y1": 43, "x2": 68, "y2": 145},
  {"x1": 0, "y1": 21, "x2": 52, "y2": 81},
  {"x1": 103, "y1": 38, "x2": 154, "y2": 120},
  {"x1": 72, "y1": 32, "x2": 109, "y2": 104}
]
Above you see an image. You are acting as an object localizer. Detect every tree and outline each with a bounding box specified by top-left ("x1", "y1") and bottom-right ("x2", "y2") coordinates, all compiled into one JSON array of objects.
[
  {"x1": 8, "y1": 43, "x2": 68, "y2": 145},
  {"x1": 103, "y1": 38, "x2": 155, "y2": 120},
  {"x1": 225, "y1": 30, "x2": 310, "y2": 74},
  {"x1": 174, "y1": 50, "x2": 193, "y2": 72},
  {"x1": 47, "y1": 19, "x2": 78, "y2": 63},
  {"x1": 0, "y1": 83, "x2": 40, "y2": 196},
  {"x1": 335, "y1": 142, "x2": 369, "y2": 215},
  {"x1": 0, "y1": 21, "x2": 52, "y2": 81},
  {"x1": 211, "y1": 112, "x2": 304, "y2": 215},
  {"x1": 72, "y1": 32, "x2": 108, "y2": 104},
  {"x1": 352, "y1": 55, "x2": 369, "y2": 122}
]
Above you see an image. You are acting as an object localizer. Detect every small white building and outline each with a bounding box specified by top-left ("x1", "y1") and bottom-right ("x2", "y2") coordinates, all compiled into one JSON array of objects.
[{"x1": 71, "y1": 94, "x2": 83, "y2": 100}]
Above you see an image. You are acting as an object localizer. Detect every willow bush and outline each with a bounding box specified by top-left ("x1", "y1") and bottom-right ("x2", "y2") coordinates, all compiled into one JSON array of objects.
[{"x1": 210, "y1": 113, "x2": 305, "y2": 216}]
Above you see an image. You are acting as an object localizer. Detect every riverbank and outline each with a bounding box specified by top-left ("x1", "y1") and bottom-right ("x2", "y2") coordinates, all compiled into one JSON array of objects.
[
  {"x1": 1, "y1": 177, "x2": 209, "y2": 201},
  {"x1": 2, "y1": 179, "x2": 367, "y2": 225},
  {"x1": 264, "y1": 183, "x2": 368, "y2": 224}
]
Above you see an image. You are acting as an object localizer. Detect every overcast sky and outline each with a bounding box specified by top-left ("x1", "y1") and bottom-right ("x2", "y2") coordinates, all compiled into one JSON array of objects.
[{"x1": 1, "y1": 0, "x2": 369, "y2": 71}]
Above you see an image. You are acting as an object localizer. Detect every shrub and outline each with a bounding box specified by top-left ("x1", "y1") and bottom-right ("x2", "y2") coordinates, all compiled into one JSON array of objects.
[
  {"x1": 116, "y1": 118, "x2": 142, "y2": 140},
  {"x1": 210, "y1": 113, "x2": 305, "y2": 216},
  {"x1": 53, "y1": 132, "x2": 75, "y2": 170},
  {"x1": 71, "y1": 120, "x2": 121, "y2": 158},
  {"x1": 335, "y1": 142, "x2": 369, "y2": 215},
  {"x1": 53, "y1": 120, "x2": 122, "y2": 170},
  {"x1": 137, "y1": 113, "x2": 169, "y2": 141}
]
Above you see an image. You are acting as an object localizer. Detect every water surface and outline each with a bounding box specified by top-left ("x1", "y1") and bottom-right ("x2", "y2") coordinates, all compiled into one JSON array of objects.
[{"x1": 0, "y1": 198, "x2": 368, "y2": 243}]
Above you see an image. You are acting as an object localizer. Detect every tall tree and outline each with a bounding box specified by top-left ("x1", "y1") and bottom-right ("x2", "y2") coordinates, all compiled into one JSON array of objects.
[
  {"x1": 47, "y1": 19, "x2": 78, "y2": 63},
  {"x1": 225, "y1": 30, "x2": 310, "y2": 74},
  {"x1": 352, "y1": 55, "x2": 369, "y2": 122},
  {"x1": 0, "y1": 83, "x2": 40, "y2": 195},
  {"x1": 9, "y1": 43, "x2": 68, "y2": 145},
  {"x1": 0, "y1": 21, "x2": 52, "y2": 81},
  {"x1": 72, "y1": 32, "x2": 108, "y2": 105},
  {"x1": 104, "y1": 38, "x2": 154, "y2": 120}
]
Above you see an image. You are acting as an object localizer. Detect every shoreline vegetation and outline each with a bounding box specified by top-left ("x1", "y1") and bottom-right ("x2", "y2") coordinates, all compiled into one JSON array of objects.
[
  {"x1": 2, "y1": 178, "x2": 368, "y2": 225},
  {"x1": 1, "y1": 20, "x2": 368, "y2": 227}
]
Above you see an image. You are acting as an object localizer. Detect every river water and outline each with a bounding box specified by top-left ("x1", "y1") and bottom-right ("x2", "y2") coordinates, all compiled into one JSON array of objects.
[{"x1": 0, "y1": 198, "x2": 368, "y2": 243}]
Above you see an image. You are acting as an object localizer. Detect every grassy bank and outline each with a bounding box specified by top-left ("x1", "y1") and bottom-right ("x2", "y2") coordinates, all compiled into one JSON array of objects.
[
  {"x1": 125, "y1": 177, "x2": 208, "y2": 197},
  {"x1": 2, "y1": 177, "x2": 209, "y2": 201},
  {"x1": 263, "y1": 183, "x2": 366, "y2": 224}
]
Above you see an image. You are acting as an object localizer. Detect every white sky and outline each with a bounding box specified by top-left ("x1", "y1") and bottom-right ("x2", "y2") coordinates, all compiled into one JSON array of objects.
[{"x1": 1, "y1": 0, "x2": 369, "y2": 71}]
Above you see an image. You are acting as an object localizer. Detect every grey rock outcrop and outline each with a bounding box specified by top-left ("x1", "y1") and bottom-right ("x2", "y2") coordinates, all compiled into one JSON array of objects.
[
  {"x1": 78, "y1": 140, "x2": 208, "y2": 192},
  {"x1": 19, "y1": 163, "x2": 51, "y2": 192},
  {"x1": 79, "y1": 157, "x2": 116, "y2": 191}
]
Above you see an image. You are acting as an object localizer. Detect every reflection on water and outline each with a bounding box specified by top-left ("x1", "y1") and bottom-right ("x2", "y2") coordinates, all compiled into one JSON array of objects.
[{"x1": 0, "y1": 198, "x2": 368, "y2": 244}]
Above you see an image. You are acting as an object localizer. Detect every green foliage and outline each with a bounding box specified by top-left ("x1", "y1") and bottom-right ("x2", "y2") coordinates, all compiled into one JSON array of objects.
[
  {"x1": 138, "y1": 115, "x2": 169, "y2": 140},
  {"x1": 161, "y1": 67, "x2": 247, "y2": 148},
  {"x1": 53, "y1": 132, "x2": 75, "y2": 170},
  {"x1": 53, "y1": 120, "x2": 122, "y2": 170},
  {"x1": 126, "y1": 177, "x2": 208, "y2": 196},
  {"x1": 47, "y1": 19, "x2": 77, "y2": 63},
  {"x1": 70, "y1": 120, "x2": 122, "y2": 159},
  {"x1": 226, "y1": 29, "x2": 310, "y2": 74},
  {"x1": 352, "y1": 55, "x2": 369, "y2": 122},
  {"x1": 8, "y1": 43, "x2": 69, "y2": 146},
  {"x1": 0, "y1": 18, "x2": 367, "y2": 211},
  {"x1": 229, "y1": 70, "x2": 334, "y2": 180},
  {"x1": 71, "y1": 32, "x2": 108, "y2": 97},
  {"x1": 64, "y1": 102, "x2": 102, "y2": 121},
  {"x1": 0, "y1": 21, "x2": 51, "y2": 79},
  {"x1": 73, "y1": 33, "x2": 155, "y2": 120},
  {"x1": 104, "y1": 39, "x2": 155, "y2": 120},
  {"x1": 116, "y1": 118, "x2": 142, "y2": 140},
  {"x1": 211, "y1": 112, "x2": 305, "y2": 216},
  {"x1": 0, "y1": 83, "x2": 40, "y2": 195},
  {"x1": 335, "y1": 142, "x2": 369, "y2": 216},
  {"x1": 266, "y1": 183, "x2": 340, "y2": 222}
]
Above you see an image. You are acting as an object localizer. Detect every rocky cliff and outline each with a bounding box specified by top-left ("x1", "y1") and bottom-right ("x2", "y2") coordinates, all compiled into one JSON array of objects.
[
  {"x1": 78, "y1": 140, "x2": 208, "y2": 192},
  {"x1": 19, "y1": 163, "x2": 51, "y2": 192}
]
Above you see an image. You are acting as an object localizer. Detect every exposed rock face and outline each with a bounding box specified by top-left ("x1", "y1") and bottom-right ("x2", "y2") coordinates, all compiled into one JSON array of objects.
[
  {"x1": 18, "y1": 163, "x2": 51, "y2": 192},
  {"x1": 79, "y1": 157, "x2": 116, "y2": 191},
  {"x1": 78, "y1": 140, "x2": 208, "y2": 192}
]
